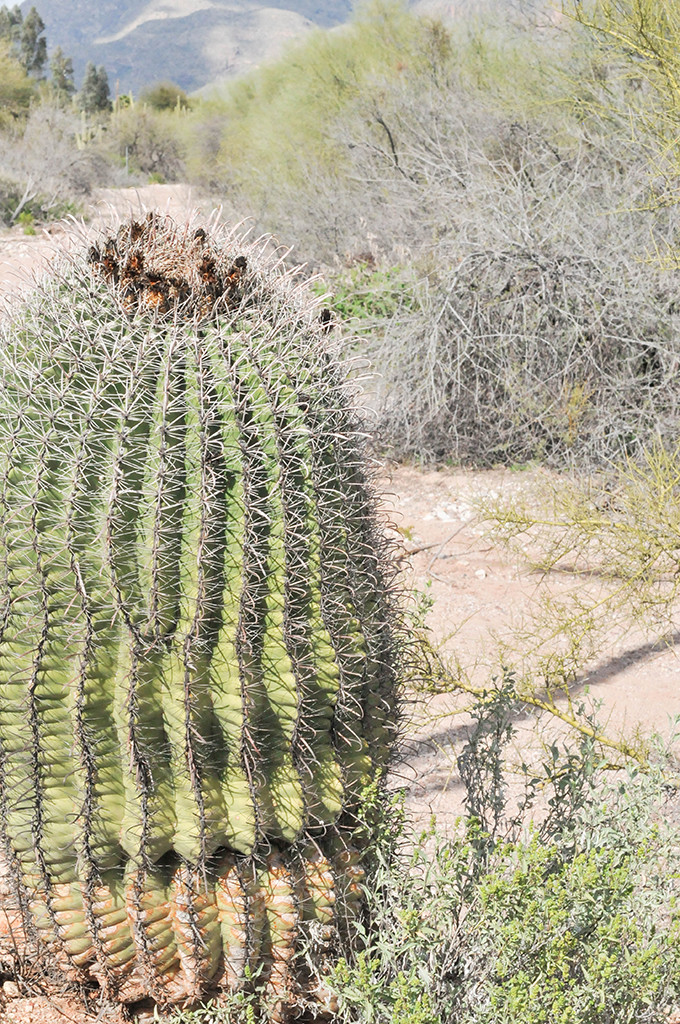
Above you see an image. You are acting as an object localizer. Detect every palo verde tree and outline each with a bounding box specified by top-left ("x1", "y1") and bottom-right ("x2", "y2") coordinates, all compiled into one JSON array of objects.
[{"x1": 567, "y1": 1, "x2": 680, "y2": 212}]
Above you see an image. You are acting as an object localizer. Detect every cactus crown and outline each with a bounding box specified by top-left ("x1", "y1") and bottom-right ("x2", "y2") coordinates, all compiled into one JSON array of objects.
[{"x1": 0, "y1": 214, "x2": 399, "y2": 1014}]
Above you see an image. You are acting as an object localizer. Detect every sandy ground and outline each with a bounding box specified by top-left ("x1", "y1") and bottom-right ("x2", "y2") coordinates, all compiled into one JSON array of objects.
[
  {"x1": 0, "y1": 186, "x2": 679, "y2": 1021},
  {"x1": 382, "y1": 464, "x2": 680, "y2": 832}
]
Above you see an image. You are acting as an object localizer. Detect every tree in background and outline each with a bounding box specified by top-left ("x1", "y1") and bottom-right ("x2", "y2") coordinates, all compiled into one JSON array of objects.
[
  {"x1": 19, "y1": 6, "x2": 46, "y2": 77},
  {"x1": 79, "y1": 61, "x2": 110, "y2": 114},
  {"x1": 140, "y1": 80, "x2": 191, "y2": 111},
  {"x1": 0, "y1": 4, "x2": 21, "y2": 48},
  {"x1": 110, "y1": 104, "x2": 186, "y2": 180},
  {"x1": 0, "y1": 4, "x2": 52, "y2": 80},
  {"x1": 49, "y1": 45, "x2": 74, "y2": 103},
  {"x1": 0, "y1": 39, "x2": 35, "y2": 115}
]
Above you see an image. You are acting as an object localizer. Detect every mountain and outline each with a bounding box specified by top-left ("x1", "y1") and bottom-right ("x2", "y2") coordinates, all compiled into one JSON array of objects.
[{"x1": 20, "y1": 0, "x2": 355, "y2": 95}]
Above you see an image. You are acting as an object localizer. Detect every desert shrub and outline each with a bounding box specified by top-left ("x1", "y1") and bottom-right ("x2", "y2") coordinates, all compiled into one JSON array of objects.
[
  {"x1": 15, "y1": 101, "x2": 109, "y2": 193},
  {"x1": 476, "y1": 440, "x2": 680, "y2": 699},
  {"x1": 319, "y1": 81, "x2": 680, "y2": 465},
  {"x1": 108, "y1": 103, "x2": 188, "y2": 180},
  {"x1": 190, "y1": 2, "x2": 568, "y2": 260},
  {"x1": 156, "y1": 676, "x2": 680, "y2": 1024},
  {"x1": 566, "y1": 0, "x2": 680, "y2": 201},
  {"x1": 0, "y1": 173, "x2": 79, "y2": 226},
  {"x1": 321, "y1": 695, "x2": 680, "y2": 1024},
  {"x1": 0, "y1": 101, "x2": 111, "y2": 225},
  {"x1": 188, "y1": 1, "x2": 431, "y2": 197},
  {"x1": 186, "y1": 2, "x2": 680, "y2": 468},
  {"x1": 140, "y1": 79, "x2": 191, "y2": 111},
  {"x1": 315, "y1": 17, "x2": 680, "y2": 464},
  {"x1": 366, "y1": 245, "x2": 680, "y2": 466}
]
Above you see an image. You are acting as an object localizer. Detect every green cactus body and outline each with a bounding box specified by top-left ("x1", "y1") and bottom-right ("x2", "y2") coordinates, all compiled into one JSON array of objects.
[
  {"x1": 0, "y1": 215, "x2": 399, "y2": 1013},
  {"x1": 247, "y1": 341, "x2": 345, "y2": 827},
  {"x1": 231, "y1": 351, "x2": 305, "y2": 843},
  {"x1": 200, "y1": 349, "x2": 257, "y2": 855}
]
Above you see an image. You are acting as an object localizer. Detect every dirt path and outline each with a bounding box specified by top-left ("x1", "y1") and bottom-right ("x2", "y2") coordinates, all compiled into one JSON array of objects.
[{"x1": 0, "y1": 188, "x2": 679, "y2": 1021}]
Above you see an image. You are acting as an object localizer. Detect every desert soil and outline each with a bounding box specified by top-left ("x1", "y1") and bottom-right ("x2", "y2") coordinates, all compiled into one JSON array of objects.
[{"x1": 0, "y1": 184, "x2": 679, "y2": 1022}]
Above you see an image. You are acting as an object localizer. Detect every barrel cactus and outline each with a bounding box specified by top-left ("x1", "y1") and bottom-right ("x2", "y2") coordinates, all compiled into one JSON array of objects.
[{"x1": 0, "y1": 214, "x2": 399, "y2": 1017}]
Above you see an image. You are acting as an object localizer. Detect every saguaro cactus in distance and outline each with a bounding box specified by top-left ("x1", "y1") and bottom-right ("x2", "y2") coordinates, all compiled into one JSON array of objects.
[{"x1": 0, "y1": 214, "x2": 399, "y2": 1017}]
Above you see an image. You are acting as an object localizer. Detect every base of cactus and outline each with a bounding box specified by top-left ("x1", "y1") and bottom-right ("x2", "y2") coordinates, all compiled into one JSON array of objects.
[{"x1": 1, "y1": 832, "x2": 363, "y2": 1019}]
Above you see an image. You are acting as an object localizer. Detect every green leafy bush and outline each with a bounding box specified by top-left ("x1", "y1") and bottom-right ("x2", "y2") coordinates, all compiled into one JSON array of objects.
[
  {"x1": 16, "y1": 208, "x2": 34, "y2": 233},
  {"x1": 324, "y1": 752, "x2": 680, "y2": 1024},
  {"x1": 314, "y1": 261, "x2": 416, "y2": 323},
  {"x1": 140, "y1": 80, "x2": 192, "y2": 111}
]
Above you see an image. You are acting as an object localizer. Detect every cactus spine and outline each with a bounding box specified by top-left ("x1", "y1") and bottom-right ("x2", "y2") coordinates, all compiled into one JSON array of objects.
[{"x1": 0, "y1": 215, "x2": 398, "y2": 1014}]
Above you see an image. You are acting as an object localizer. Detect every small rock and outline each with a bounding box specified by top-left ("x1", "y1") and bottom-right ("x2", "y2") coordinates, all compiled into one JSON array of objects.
[
  {"x1": 474, "y1": 568, "x2": 487, "y2": 579},
  {"x1": 3, "y1": 980, "x2": 20, "y2": 998}
]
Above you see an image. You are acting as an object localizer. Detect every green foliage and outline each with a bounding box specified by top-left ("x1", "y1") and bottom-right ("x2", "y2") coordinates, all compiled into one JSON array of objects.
[
  {"x1": 332, "y1": 951, "x2": 440, "y2": 1024},
  {"x1": 158, "y1": 993, "x2": 259, "y2": 1024},
  {"x1": 0, "y1": 38, "x2": 35, "y2": 113},
  {"x1": 314, "y1": 260, "x2": 416, "y2": 322},
  {"x1": 140, "y1": 80, "x2": 191, "y2": 111},
  {"x1": 17, "y1": 208, "x2": 34, "y2": 233},
  {"x1": 78, "y1": 60, "x2": 110, "y2": 113},
  {"x1": 49, "y1": 45, "x2": 74, "y2": 102},
  {"x1": 468, "y1": 829, "x2": 680, "y2": 1024},
  {"x1": 320, "y1": 702, "x2": 680, "y2": 1024}
]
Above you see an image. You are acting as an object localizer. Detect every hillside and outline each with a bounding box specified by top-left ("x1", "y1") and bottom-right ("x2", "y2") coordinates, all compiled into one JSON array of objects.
[{"x1": 19, "y1": 0, "x2": 354, "y2": 94}]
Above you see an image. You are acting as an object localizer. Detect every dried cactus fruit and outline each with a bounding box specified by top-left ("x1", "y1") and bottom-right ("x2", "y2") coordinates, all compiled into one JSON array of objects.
[{"x1": 0, "y1": 214, "x2": 399, "y2": 1014}]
